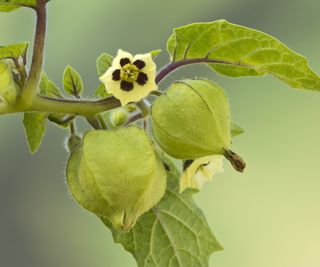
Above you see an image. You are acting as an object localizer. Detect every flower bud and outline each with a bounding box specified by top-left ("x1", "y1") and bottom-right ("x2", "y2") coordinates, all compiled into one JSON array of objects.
[
  {"x1": 66, "y1": 126, "x2": 166, "y2": 231},
  {"x1": 151, "y1": 79, "x2": 245, "y2": 172},
  {"x1": 180, "y1": 156, "x2": 224, "y2": 193},
  {"x1": 0, "y1": 60, "x2": 20, "y2": 105},
  {"x1": 125, "y1": 104, "x2": 137, "y2": 113},
  {"x1": 66, "y1": 134, "x2": 82, "y2": 153},
  {"x1": 110, "y1": 108, "x2": 128, "y2": 127}
]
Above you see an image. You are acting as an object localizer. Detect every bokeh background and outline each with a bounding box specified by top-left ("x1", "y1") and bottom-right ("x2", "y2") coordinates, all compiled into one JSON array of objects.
[{"x1": 1, "y1": 0, "x2": 320, "y2": 266}]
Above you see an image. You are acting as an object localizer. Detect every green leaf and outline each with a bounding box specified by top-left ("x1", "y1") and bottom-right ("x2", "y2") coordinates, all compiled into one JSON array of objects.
[
  {"x1": 46, "y1": 80, "x2": 62, "y2": 98},
  {"x1": 95, "y1": 52, "x2": 113, "y2": 98},
  {"x1": 40, "y1": 72, "x2": 63, "y2": 98},
  {"x1": 0, "y1": 43, "x2": 28, "y2": 60},
  {"x1": 231, "y1": 122, "x2": 244, "y2": 137},
  {"x1": 94, "y1": 83, "x2": 111, "y2": 98},
  {"x1": 47, "y1": 114, "x2": 70, "y2": 128},
  {"x1": 0, "y1": 61, "x2": 20, "y2": 105},
  {"x1": 24, "y1": 74, "x2": 49, "y2": 153},
  {"x1": 96, "y1": 53, "x2": 113, "y2": 76},
  {"x1": 39, "y1": 72, "x2": 49, "y2": 92},
  {"x1": 39, "y1": 72, "x2": 68, "y2": 127},
  {"x1": 103, "y1": 155, "x2": 222, "y2": 267},
  {"x1": 167, "y1": 20, "x2": 320, "y2": 92},
  {"x1": 23, "y1": 112, "x2": 47, "y2": 154},
  {"x1": 150, "y1": 49, "x2": 161, "y2": 59},
  {"x1": 63, "y1": 66, "x2": 83, "y2": 98},
  {"x1": 95, "y1": 53, "x2": 113, "y2": 98},
  {"x1": 0, "y1": 5, "x2": 19, "y2": 12}
]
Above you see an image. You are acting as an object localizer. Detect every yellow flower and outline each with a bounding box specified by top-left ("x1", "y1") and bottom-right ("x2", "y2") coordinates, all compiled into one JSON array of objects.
[
  {"x1": 99, "y1": 49, "x2": 157, "y2": 106},
  {"x1": 180, "y1": 156, "x2": 224, "y2": 193}
]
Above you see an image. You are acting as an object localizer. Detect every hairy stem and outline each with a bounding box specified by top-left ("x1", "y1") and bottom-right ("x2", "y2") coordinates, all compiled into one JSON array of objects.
[
  {"x1": 69, "y1": 121, "x2": 76, "y2": 135},
  {"x1": 50, "y1": 114, "x2": 76, "y2": 125},
  {"x1": 0, "y1": 95, "x2": 121, "y2": 115},
  {"x1": 31, "y1": 95, "x2": 121, "y2": 115},
  {"x1": 19, "y1": 0, "x2": 47, "y2": 108},
  {"x1": 136, "y1": 99, "x2": 150, "y2": 117},
  {"x1": 1, "y1": 48, "x2": 248, "y2": 117},
  {"x1": 150, "y1": 91, "x2": 163, "y2": 96},
  {"x1": 86, "y1": 115, "x2": 103, "y2": 129},
  {"x1": 125, "y1": 112, "x2": 144, "y2": 126},
  {"x1": 155, "y1": 58, "x2": 251, "y2": 84},
  {"x1": 13, "y1": 58, "x2": 28, "y2": 87},
  {"x1": 97, "y1": 114, "x2": 108, "y2": 129},
  {"x1": 0, "y1": 1, "x2": 122, "y2": 119}
]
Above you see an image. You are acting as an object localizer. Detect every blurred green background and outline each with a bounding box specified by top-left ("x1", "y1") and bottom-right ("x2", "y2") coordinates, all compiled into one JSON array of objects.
[{"x1": 1, "y1": 0, "x2": 320, "y2": 266}]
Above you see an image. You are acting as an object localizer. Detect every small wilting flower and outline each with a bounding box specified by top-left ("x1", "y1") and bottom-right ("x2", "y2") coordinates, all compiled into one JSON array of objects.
[
  {"x1": 100, "y1": 49, "x2": 157, "y2": 105},
  {"x1": 180, "y1": 155, "x2": 224, "y2": 193}
]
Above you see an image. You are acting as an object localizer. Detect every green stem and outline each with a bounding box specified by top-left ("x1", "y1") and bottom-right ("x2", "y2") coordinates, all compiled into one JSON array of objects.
[
  {"x1": 0, "y1": 95, "x2": 121, "y2": 115},
  {"x1": 50, "y1": 114, "x2": 76, "y2": 125},
  {"x1": 136, "y1": 99, "x2": 150, "y2": 117},
  {"x1": 0, "y1": 0, "x2": 128, "y2": 118},
  {"x1": 69, "y1": 121, "x2": 76, "y2": 135},
  {"x1": 19, "y1": 0, "x2": 47, "y2": 108},
  {"x1": 155, "y1": 58, "x2": 251, "y2": 84},
  {"x1": 97, "y1": 114, "x2": 108, "y2": 129},
  {"x1": 150, "y1": 91, "x2": 163, "y2": 97},
  {"x1": 86, "y1": 115, "x2": 102, "y2": 130},
  {"x1": 125, "y1": 112, "x2": 144, "y2": 125},
  {"x1": 13, "y1": 58, "x2": 28, "y2": 87},
  {"x1": 0, "y1": 102, "x2": 14, "y2": 114},
  {"x1": 0, "y1": 95, "x2": 121, "y2": 118},
  {"x1": 32, "y1": 95, "x2": 121, "y2": 115}
]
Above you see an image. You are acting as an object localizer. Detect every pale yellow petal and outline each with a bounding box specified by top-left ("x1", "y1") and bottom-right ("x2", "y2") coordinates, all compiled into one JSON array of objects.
[
  {"x1": 143, "y1": 67, "x2": 157, "y2": 83},
  {"x1": 99, "y1": 51, "x2": 158, "y2": 106},
  {"x1": 99, "y1": 66, "x2": 119, "y2": 95},
  {"x1": 99, "y1": 67, "x2": 128, "y2": 104},
  {"x1": 113, "y1": 49, "x2": 134, "y2": 69},
  {"x1": 134, "y1": 53, "x2": 156, "y2": 72},
  {"x1": 134, "y1": 80, "x2": 157, "y2": 96},
  {"x1": 140, "y1": 65, "x2": 157, "y2": 94},
  {"x1": 205, "y1": 156, "x2": 224, "y2": 174},
  {"x1": 180, "y1": 172, "x2": 192, "y2": 193},
  {"x1": 179, "y1": 155, "x2": 224, "y2": 193},
  {"x1": 99, "y1": 71, "x2": 156, "y2": 106},
  {"x1": 118, "y1": 81, "x2": 157, "y2": 105}
]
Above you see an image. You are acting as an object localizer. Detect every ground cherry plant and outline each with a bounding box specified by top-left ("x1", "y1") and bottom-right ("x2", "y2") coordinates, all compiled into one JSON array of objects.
[{"x1": 1, "y1": 1, "x2": 320, "y2": 266}]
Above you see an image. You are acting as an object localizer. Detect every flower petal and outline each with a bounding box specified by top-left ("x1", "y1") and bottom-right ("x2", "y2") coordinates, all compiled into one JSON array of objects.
[
  {"x1": 133, "y1": 79, "x2": 157, "y2": 98},
  {"x1": 112, "y1": 69, "x2": 121, "y2": 81},
  {"x1": 113, "y1": 49, "x2": 134, "y2": 69},
  {"x1": 121, "y1": 80, "x2": 157, "y2": 105},
  {"x1": 100, "y1": 66, "x2": 117, "y2": 87},
  {"x1": 120, "y1": 80, "x2": 134, "y2": 91},
  {"x1": 179, "y1": 155, "x2": 224, "y2": 193},
  {"x1": 133, "y1": 59, "x2": 146, "y2": 69},
  {"x1": 100, "y1": 70, "x2": 157, "y2": 106},
  {"x1": 99, "y1": 50, "x2": 158, "y2": 106},
  {"x1": 136, "y1": 72, "x2": 148, "y2": 86},
  {"x1": 99, "y1": 67, "x2": 120, "y2": 94},
  {"x1": 120, "y1": 58, "x2": 131, "y2": 67},
  {"x1": 133, "y1": 53, "x2": 156, "y2": 72}
]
